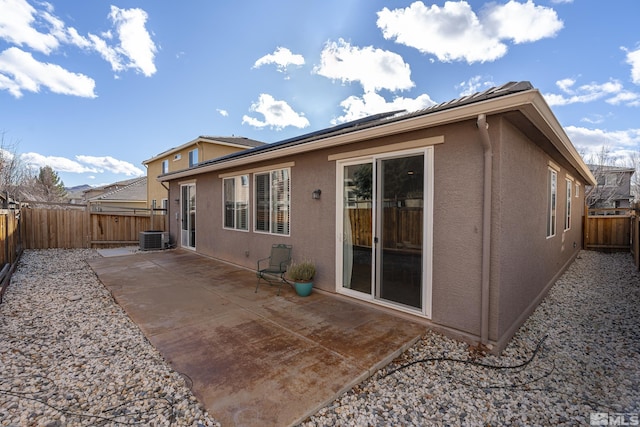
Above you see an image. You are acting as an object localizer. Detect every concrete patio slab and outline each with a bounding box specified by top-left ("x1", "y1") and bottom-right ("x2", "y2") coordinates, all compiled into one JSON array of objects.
[{"x1": 88, "y1": 249, "x2": 425, "y2": 426}]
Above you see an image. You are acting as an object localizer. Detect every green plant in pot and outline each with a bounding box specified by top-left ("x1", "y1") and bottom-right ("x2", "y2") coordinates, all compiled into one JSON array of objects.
[{"x1": 287, "y1": 260, "x2": 316, "y2": 297}]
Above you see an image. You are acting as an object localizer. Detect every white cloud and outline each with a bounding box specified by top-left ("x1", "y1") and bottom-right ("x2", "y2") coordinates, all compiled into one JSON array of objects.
[
  {"x1": 314, "y1": 39, "x2": 414, "y2": 93},
  {"x1": 483, "y1": 0, "x2": 563, "y2": 44},
  {"x1": 566, "y1": 125, "x2": 640, "y2": 162},
  {"x1": 544, "y1": 78, "x2": 639, "y2": 107},
  {"x1": 376, "y1": 1, "x2": 562, "y2": 64},
  {"x1": 242, "y1": 94, "x2": 310, "y2": 130},
  {"x1": 108, "y1": 6, "x2": 157, "y2": 77},
  {"x1": 332, "y1": 91, "x2": 436, "y2": 124},
  {"x1": 456, "y1": 76, "x2": 495, "y2": 96},
  {"x1": 0, "y1": 0, "x2": 60, "y2": 54},
  {"x1": 253, "y1": 47, "x2": 305, "y2": 72},
  {"x1": 217, "y1": 109, "x2": 229, "y2": 117},
  {"x1": 0, "y1": 47, "x2": 96, "y2": 98},
  {"x1": 625, "y1": 46, "x2": 640, "y2": 85},
  {"x1": 607, "y1": 91, "x2": 640, "y2": 107},
  {"x1": 0, "y1": 1, "x2": 157, "y2": 98},
  {"x1": 21, "y1": 152, "x2": 98, "y2": 173},
  {"x1": 76, "y1": 155, "x2": 145, "y2": 176},
  {"x1": 20, "y1": 152, "x2": 145, "y2": 176}
]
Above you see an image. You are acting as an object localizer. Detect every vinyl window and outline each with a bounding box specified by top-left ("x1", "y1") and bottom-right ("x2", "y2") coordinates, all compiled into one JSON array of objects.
[
  {"x1": 255, "y1": 168, "x2": 290, "y2": 235},
  {"x1": 223, "y1": 175, "x2": 249, "y2": 231},
  {"x1": 565, "y1": 178, "x2": 572, "y2": 231},
  {"x1": 189, "y1": 149, "x2": 198, "y2": 167},
  {"x1": 161, "y1": 160, "x2": 169, "y2": 174},
  {"x1": 547, "y1": 167, "x2": 557, "y2": 238}
]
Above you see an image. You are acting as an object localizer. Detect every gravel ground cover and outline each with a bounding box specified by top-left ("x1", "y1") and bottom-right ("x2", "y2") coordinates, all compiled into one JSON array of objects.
[
  {"x1": 0, "y1": 249, "x2": 220, "y2": 427},
  {"x1": 1, "y1": 249, "x2": 639, "y2": 426},
  {"x1": 301, "y1": 250, "x2": 640, "y2": 426}
]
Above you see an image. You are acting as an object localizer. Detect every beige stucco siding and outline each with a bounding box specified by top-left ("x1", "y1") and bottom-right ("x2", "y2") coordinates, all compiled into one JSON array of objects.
[
  {"x1": 493, "y1": 117, "x2": 585, "y2": 344},
  {"x1": 430, "y1": 121, "x2": 484, "y2": 336}
]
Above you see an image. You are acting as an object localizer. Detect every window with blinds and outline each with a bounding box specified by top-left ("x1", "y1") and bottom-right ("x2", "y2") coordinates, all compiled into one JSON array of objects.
[
  {"x1": 255, "y1": 168, "x2": 290, "y2": 235},
  {"x1": 223, "y1": 175, "x2": 249, "y2": 231}
]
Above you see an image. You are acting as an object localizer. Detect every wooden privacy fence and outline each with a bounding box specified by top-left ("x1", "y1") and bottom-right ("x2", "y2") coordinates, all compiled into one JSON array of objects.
[
  {"x1": 0, "y1": 209, "x2": 21, "y2": 266},
  {"x1": 583, "y1": 208, "x2": 633, "y2": 252},
  {"x1": 347, "y1": 206, "x2": 423, "y2": 249},
  {"x1": 0, "y1": 209, "x2": 22, "y2": 303},
  {"x1": 21, "y1": 207, "x2": 167, "y2": 249}
]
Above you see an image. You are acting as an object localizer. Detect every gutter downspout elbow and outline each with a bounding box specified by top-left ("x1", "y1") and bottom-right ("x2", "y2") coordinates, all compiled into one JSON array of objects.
[{"x1": 477, "y1": 114, "x2": 492, "y2": 346}]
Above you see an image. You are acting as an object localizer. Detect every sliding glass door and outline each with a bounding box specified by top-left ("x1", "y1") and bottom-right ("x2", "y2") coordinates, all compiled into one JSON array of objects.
[
  {"x1": 338, "y1": 149, "x2": 432, "y2": 316},
  {"x1": 181, "y1": 183, "x2": 196, "y2": 249}
]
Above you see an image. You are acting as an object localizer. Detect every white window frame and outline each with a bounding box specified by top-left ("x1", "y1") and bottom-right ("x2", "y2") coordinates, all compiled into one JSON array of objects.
[
  {"x1": 173, "y1": 153, "x2": 182, "y2": 161},
  {"x1": 223, "y1": 175, "x2": 249, "y2": 231},
  {"x1": 575, "y1": 182, "x2": 580, "y2": 198},
  {"x1": 161, "y1": 159, "x2": 169, "y2": 174},
  {"x1": 254, "y1": 168, "x2": 290, "y2": 236},
  {"x1": 565, "y1": 177, "x2": 572, "y2": 231},
  {"x1": 547, "y1": 167, "x2": 557, "y2": 238}
]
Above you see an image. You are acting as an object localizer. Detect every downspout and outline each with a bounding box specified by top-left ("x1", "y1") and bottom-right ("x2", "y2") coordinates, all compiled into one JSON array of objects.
[{"x1": 477, "y1": 114, "x2": 492, "y2": 346}]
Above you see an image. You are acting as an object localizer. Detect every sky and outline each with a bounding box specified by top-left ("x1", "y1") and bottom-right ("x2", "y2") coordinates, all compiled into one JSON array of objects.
[{"x1": 1, "y1": 0, "x2": 639, "y2": 188}]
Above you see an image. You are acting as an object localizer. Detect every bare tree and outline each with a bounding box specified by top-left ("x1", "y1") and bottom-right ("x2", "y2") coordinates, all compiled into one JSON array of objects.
[{"x1": 0, "y1": 131, "x2": 31, "y2": 200}]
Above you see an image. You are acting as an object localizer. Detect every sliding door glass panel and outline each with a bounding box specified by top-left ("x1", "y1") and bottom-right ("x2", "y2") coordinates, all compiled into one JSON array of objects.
[
  {"x1": 342, "y1": 162, "x2": 373, "y2": 294},
  {"x1": 377, "y1": 155, "x2": 423, "y2": 309}
]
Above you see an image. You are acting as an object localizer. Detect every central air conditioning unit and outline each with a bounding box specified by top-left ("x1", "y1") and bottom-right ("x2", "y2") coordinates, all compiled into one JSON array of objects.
[{"x1": 139, "y1": 231, "x2": 169, "y2": 251}]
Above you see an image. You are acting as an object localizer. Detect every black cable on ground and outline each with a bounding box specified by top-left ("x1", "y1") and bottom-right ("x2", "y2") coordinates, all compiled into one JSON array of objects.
[{"x1": 382, "y1": 334, "x2": 549, "y2": 378}]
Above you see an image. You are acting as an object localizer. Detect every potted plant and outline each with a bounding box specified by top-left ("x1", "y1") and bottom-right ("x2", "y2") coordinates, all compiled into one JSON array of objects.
[{"x1": 287, "y1": 260, "x2": 316, "y2": 297}]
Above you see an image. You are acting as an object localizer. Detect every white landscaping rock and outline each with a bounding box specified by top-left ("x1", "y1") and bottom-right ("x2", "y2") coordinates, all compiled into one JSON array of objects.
[{"x1": 0, "y1": 249, "x2": 220, "y2": 427}]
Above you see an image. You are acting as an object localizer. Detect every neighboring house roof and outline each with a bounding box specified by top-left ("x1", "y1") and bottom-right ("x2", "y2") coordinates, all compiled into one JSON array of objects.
[
  {"x1": 142, "y1": 136, "x2": 266, "y2": 165},
  {"x1": 159, "y1": 81, "x2": 596, "y2": 186},
  {"x1": 86, "y1": 177, "x2": 147, "y2": 203},
  {"x1": 587, "y1": 164, "x2": 635, "y2": 175},
  {"x1": 83, "y1": 177, "x2": 143, "y2": 195}
]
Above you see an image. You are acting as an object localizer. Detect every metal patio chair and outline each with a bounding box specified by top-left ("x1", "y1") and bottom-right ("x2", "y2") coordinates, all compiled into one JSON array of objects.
[{"x1": 255, "y1": 244, "x2": 292, "y2": 295}]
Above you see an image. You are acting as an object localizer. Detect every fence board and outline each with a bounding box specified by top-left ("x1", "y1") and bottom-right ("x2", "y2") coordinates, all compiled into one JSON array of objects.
[
  {"x1": 347, "y1": 207, "x2": 422, "y2": 249},
  {"x1": 0, "y1": 210, "x2": 21, "y2": 266},
  {"x1": 21, "y1": 207, "x2": 166, "y2": 249},
  {"x1": 584, "y1": 209, "x2": 632, "y2": 252}
]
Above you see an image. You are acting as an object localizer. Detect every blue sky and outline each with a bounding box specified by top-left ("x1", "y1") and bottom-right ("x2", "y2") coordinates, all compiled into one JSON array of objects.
[{"x1": 1, "y1": 0, "x2": 639, "y2": 188}]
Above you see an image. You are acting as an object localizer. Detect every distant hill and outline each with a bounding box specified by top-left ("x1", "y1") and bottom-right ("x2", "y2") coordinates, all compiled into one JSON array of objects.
[{"x1": 66, "y1": 184, "x2": 92, "y2": 193}]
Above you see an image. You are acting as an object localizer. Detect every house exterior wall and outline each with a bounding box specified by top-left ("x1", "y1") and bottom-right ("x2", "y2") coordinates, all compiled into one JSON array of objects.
[
  {"x1": 492, "y1": 117, "x2": 586, "y2": 346},
  {"x1": 166, "y1": 123, "x2": 490, "y2": 339},
  {"x1": 164, "y1": 111, "x2": 590, "y2": 351},
  {"x1": 146, "y1": 142, "x2": 250, "y2": 210},
  {"x1": 430, "y1": 121, "x2": 485, "y2": 336}
]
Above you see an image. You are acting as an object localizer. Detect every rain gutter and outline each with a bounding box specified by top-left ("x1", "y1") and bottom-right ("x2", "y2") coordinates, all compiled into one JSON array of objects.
[{"x1": 477, "y1": 113, "x2": 492, "y2": 346}]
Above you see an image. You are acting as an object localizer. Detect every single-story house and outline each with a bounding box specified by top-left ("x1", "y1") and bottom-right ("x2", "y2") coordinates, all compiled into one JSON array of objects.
[
  {"x1": 85, "y1": 177, "x2": 148, "y2": 214},
  {"x1": 157, "y1": 81, "x2": 596, "y2": 353}
]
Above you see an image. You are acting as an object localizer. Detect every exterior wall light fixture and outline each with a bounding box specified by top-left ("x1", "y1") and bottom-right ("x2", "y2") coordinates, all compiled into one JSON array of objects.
[{"x1": 312, "y1": 189, "x2": 322, "y2": 199}]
